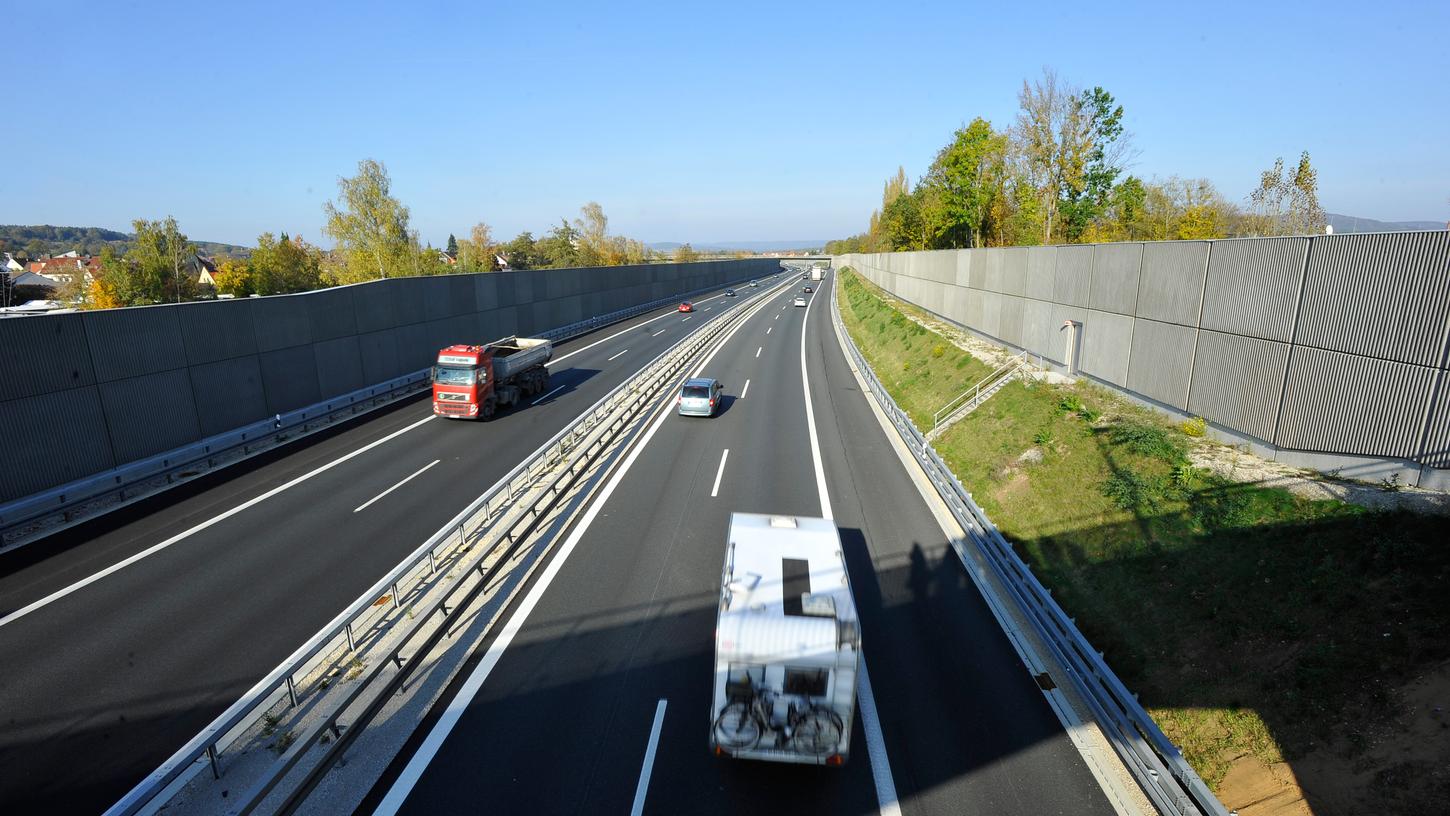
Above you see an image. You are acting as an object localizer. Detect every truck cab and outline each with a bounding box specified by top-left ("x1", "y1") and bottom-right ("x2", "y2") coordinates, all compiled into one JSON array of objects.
[
  {"x1": 431, "y1": 337, "x2": 552, "y2": 420},
  {"x1": 432, "y1": 346, "x2": 491, "y2": 419}
]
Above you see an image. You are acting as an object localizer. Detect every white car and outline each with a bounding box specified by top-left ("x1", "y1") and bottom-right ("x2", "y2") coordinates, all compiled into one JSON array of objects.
[{"x1": 793, "y1": 296, "x2": 807, "y2": 307}]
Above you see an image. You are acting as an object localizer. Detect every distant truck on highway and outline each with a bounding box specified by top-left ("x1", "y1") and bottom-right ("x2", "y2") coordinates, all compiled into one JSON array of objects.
[
  {"x1": 710, "y1": 513, "x2": 860, "y2": 766},
  {"x1": 431, "y1": 336, "x2": 553, "y2": 419},
  {"x1": 810, "y1": 266, "x2": 825, "y2": 281}
]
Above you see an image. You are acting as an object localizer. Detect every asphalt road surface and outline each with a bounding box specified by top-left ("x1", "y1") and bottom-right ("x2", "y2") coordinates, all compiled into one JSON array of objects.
[
  {"x1": 0, "y1": 277, "x2": 786, "y2": 814},
  {"x1": 361, "y1": 274, "x2": 1117, "y2": 815}
]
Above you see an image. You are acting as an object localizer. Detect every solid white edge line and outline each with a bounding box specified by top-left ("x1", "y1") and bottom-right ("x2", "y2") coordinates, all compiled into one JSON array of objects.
[
  {"x1": 740, "y1": 379, "x2": 750, "y2": 400},
  {"x1": 710, "y1": 449, "x2": 729, "y2": 498},
  {"x1": 530, "y1": 384, "x2": 567, "y2": 406},
  {"x1": 353, "y1": 459, "x2": 441, "y2": 513},
  {"x1": 0, "y1": 414, "x2": 438, "y2": 631},
  {"x1": 607, "y1": 348, "x2": 630, "y2": 362},
  {"x1": 373, "y1": 277, "x2": 776, "y2": 814},
  {"x1": 630, "y1": 699, "x2": 669, "y2": 816},
  {"x1": 800, "y1": 278, "x2": 900, "y2": 815},
  {"x1": 799, "y1": 279, "x2": 832, "y2": 521}
]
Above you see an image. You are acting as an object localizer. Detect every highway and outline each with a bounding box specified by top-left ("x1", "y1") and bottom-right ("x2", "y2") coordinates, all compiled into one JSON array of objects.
[
  {"x1": 360, "y1": 274, "x2": 1117, "y2": 815},
  {"x1": 0, "y1": 277, "x2": 780, "y2": 814}
]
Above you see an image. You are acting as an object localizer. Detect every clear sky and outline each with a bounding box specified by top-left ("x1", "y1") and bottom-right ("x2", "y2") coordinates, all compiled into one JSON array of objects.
[{"x1": 3, "y1": 0, "x2": 1447, "y2": 247}]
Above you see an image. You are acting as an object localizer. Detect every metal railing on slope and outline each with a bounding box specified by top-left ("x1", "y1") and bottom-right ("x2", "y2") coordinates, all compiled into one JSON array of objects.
[
  {"x1": 829, "y1": 279, "x2": 1226, "y2": 816},
  {"x1": 0, "y1": 272, "x2": 768, "y2": 553},
  {"x1": 104, "y1": 273, "x2": 795, "y2": 816},
  {"x1": 929, "y1": 352, "x2": 1031, "y2": 437}
]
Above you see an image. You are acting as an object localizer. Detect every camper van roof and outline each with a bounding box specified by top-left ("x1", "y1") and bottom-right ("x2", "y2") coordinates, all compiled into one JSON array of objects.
[{"x1": 716, "y1": 513, "x2": 857, "y2": 665}]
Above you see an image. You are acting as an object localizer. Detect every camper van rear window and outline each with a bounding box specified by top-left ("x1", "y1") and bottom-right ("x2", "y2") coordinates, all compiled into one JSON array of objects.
[{"x1": 784, "y1": 667, "x2": 829, "y2": 697}]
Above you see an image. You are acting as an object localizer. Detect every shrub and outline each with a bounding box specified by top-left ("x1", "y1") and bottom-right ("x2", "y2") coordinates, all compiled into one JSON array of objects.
[
  {"x1": 1078, "y1": 406, "x2": 1101, "y2": 423},
  {"x1": 902, "y1": 361, "x2": 911, "y2": 371},
  {"x1": 1109, "y1": 421, "x2": 1186, "y2": 463},
  {"x1": 931, "y1": 344, "x2": 946, "y2": 358},
  {"x1": 1058, "y1": 394, "x2": 1085, "y2": 414},
  {"x1": 1034, "y1": 428, "x2": 1056, "y2": 446},
  {"x1": 1191, "y1": 486, "x2": 1255, "y2": 530},
  {"x1": 1102, "y1": 471, "x2": 1163, "y2": 512},
  {"x1": 1180, "y1": 416, "x2": 1208, "y2": 437}
]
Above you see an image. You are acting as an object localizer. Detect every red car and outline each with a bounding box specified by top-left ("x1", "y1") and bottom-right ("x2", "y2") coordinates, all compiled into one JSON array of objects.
[{"x1": 679, "y1": 302, "x2": 695, "y2": 313}]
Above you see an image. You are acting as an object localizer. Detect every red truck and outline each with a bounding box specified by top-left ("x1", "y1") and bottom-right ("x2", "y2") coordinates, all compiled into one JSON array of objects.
[{"x1": 431, "y1": 336, "x2": 553, "y2": 419}]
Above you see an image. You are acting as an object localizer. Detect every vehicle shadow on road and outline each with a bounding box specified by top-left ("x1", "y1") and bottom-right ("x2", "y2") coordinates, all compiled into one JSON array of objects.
[{"x1": 521, "y1": 367, "x2": 601, "y2": 408}]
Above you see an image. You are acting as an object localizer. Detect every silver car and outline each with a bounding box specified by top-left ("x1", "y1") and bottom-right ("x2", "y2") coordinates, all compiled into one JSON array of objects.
[
  {"x1": 678, "y1": 377, "x2": 724, "y2": 417},
  {"x1": 793, "y1": 296, "x2": 807, "y2": 307}
]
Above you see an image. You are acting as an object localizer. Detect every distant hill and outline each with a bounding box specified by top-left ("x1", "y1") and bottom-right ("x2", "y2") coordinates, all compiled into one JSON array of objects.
[
  {"x1": 1326, "y1": 214, "x2": 1446, "y2": 234},
  {"x1": 650, "y1": 240, "x2": 827, "y2": 253},
  {"x1": 0, "y1": 224, "x2": 252, "y2": 259}
]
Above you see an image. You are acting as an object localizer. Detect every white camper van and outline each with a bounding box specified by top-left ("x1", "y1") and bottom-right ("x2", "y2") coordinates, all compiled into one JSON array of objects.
[{"x1": 710, "y1": 513, "x2": 860, "y2": 766}]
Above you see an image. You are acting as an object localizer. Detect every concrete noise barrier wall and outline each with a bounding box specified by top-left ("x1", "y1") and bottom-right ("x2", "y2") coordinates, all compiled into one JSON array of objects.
[
  {"x1": 836, "y1": 231, "x2": 1450, "y2": 487},
  {"x1": 0, "y1": 259, "x2": 779, "y2": 502}
]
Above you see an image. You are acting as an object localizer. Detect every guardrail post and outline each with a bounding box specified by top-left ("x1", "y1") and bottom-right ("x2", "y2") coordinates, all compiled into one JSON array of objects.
[
  {"x1": 206, "y1": 743, "x2": 220, "y2": 779},
  {"x1": 344, "y1": 623, "x2": 355, "y2": 653},
  {"x1": 286, "y1": 675, "x2": 297, "y2": 707},
  {"x1": 391, "y1": 582, "x2": 401, "y2": 610}
]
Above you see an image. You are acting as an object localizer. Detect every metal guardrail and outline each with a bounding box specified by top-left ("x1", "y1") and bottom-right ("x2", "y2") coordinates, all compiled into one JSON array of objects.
[
  {"x1": 105, "y1": 273, "x2": 795, "y2": 816},
  {"x1": 0, "y1": 273, "x2": 768, "y2": 552},
  {"x1": 829, "y1": 276, "x2": 1227, "y2": 816}
]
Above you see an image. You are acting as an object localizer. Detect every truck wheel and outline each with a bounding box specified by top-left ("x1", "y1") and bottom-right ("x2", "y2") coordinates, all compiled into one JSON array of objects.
[{"x1": 481, "y1": 396, "x2": 497, "y2": 419}]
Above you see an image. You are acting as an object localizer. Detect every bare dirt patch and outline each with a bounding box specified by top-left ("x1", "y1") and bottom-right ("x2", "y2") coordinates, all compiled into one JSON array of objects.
[{"x1": 1278, "y1": 660, "x2": 1450, "y2": 815}]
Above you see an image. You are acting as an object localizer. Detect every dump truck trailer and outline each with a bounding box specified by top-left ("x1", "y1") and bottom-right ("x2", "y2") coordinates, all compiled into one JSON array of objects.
[{"x1": 431, "y1": 336, "x2": 553, "y2": 419}]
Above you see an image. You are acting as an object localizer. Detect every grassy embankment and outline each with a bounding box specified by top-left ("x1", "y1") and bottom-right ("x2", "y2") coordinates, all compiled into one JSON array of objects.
[{"x1": 836, "y1": 267, "x2": 1448, "y2": 795}]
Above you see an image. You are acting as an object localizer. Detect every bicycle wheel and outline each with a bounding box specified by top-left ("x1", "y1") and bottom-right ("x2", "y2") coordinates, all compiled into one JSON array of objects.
[
  {"x1": 791, "y1": 708, "x2": 843, "y2": 755},
  {"x1": 713, "y1": 701, "x2": 763, "y2": 750}
]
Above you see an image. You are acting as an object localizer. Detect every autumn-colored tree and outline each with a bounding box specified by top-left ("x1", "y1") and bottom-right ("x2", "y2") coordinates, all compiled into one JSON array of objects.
[
  {"x1": 323, "y1": 159, "x2": 414, "y2": 282},
  {"x1": 675, "y1": 243, "x2": 700, "y2": 262},
  {"x1": 213, "y1": 258, "x2": 253, "y2": 296},
  {"x1": 456, "y1": 222, "x2": 497, "y2": 272},
  {"x1": 1249, "y1": 152, "x2": 1324, "y2": 235},
  {"x1": 86, "y1": 247, "x2": 129, "y2": 308}
]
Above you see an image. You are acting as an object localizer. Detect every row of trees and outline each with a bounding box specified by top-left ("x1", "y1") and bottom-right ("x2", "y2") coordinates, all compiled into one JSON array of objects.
[
  {"x1": 826, "y1": 69, "x2": 1324, "y2": 254},
  {"x1": 324, "y1": 159, "x2": 656, "y2": 282},
  {"x1": 52, "y1": 159, "x2": 667, "y2": 308},
  {"x1": 442, "y1": 202, "x2": 657, "y2": 275}
]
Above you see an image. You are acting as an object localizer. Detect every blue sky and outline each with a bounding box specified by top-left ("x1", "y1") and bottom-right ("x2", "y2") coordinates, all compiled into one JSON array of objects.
[{"x1": 3, "y1": 0, "x2": 1447, "y2": 247}]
